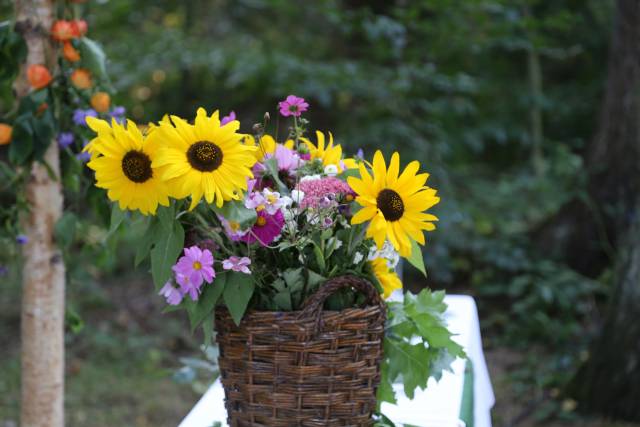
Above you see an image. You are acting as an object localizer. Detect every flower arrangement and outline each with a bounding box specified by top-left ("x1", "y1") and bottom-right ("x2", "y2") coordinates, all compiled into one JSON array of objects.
[{"x1": 84, "y1": 96, "x2": 463, "y2": 409}]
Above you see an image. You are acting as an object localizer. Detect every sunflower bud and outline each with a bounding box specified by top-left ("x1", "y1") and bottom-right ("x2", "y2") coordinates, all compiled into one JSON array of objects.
[{"x1": 0, "y1": 123, "x2": 12, "y2": 145}]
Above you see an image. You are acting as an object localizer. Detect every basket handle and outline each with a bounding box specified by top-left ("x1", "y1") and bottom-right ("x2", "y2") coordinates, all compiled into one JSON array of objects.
[{"x1": 298, "y1": 275, "x2": 386, "y2": 329}]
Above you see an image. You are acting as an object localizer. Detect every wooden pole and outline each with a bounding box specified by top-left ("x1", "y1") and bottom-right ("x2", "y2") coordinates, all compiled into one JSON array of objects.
[{"x1": 14, "y1": 1, "x2": 66, "y2": 426}]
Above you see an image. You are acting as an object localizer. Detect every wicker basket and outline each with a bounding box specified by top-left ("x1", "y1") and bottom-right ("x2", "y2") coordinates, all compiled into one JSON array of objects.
[{"x1": 215, "y1": 275, "x2": 387, "y2": 427}]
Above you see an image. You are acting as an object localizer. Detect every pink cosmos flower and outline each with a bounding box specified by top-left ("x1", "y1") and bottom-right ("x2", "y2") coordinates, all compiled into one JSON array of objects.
[
  {"x1": 242, "y1": 210, "x2": 284, "y2": 246},
  {"x1": 245, "y1": 189, "x2": 290, "y2": 215},
  {"x1": 264, "y1": 144, "x2": 301, "y2": 176},
  {"x1": 297, "y1": 177, "x2": 356, "y2": 209},
  {"x1": 220, "y1": 111, "x2": 236, "y2": 126},
  {"x1": 218, "y1": 215, "x2": 249, "y2": 241},
  {"x1": 159, "y1": 281, "x2": 184, "y2": 305},
  {"x1": 278, "y1": 95, "x2": 309, "y2": 117},
  {"x1": 222, "y1": 256, "x2": 252, "y2": 274},
  {"x1": 172, "y1": 246, "x2": 215, "y2": 301}
]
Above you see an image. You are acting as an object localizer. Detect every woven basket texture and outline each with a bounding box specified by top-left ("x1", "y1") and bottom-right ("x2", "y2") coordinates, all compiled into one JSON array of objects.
[{"x1": 215, "y1": 275, "x2": 387, "y2": 427}]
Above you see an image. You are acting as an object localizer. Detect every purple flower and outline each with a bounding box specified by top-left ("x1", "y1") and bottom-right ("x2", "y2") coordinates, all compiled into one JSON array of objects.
[
  {"x1": 222, "y1": 256, "x2": 252, "y2": 274},
  {"x1": 356, "y1": 148, "x2": 364, "y2": 159},
  {"x1": 75, "y1": 140, "x2": 91, "y2": 162},
  {"x1": 111, "y1": 106, "x2": 126, "y2": 117},
  {"x1": 0, "y1": 265, "x2": 8, "y2": 277},
  {"x1": 57, "y1": 132, "x2": 75, "y2": 149},
  {"x1": 172, "y1": 246, "x2": 215, "y2": 301},
  {"x1": 264, "y1": 144, "x2": 301, "y2": 176},
  {"x1": 242, "y1": 210, "x2": 284, "y2": 246},
  {"x1": 278, "y1": 95, "x2": 309, "y2": 117},
  {"x1": 159, "y1": 281, "x2": 184, "y2": 306},
  {"x1": 110, "y1": 106, "x2": 126, "y2": 124},
  {"x1": 16, "y1": 234, "x2": 28, "y2": 245},
  {"x1": 76, "y1": 151, "x2": 91, "y2": 163},
  {"x1": 245, "y1": 189, "x2": 289, "y2": 215},
  {"x1": 73, "y1": 108, "x2": 98, "y2": 126},
  {"x1": 218, "y1": 214, "x2": 249, "y2": 241},
  {"x1": 220, "y1": 111, "x2": 236, "y2": 126}
]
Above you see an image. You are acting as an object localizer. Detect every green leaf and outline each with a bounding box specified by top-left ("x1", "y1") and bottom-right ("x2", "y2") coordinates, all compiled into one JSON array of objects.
[
  {"x1": 186, "y1": 273, "x2": 226, "y2": 332},
  {"x1": 263, "y1": 157, "x2": 288, "y2": 193},
  {"x1": 384, "y1": 337, "x2": 431, "y2": 399},
  {"x1": 108, "y1": 203, "x2": 126, "y2": 235},
  {"x1": 376, "y1": 361, "x2": 397, "y2": 408},
  {"x1": 54, "y1": 212, "x2": 77, "y2": 249},
  {"x1": 78, "y1": 37, "x2": 110, "y2": 84},
  {"x1": 313, "y1": 243, "x2": 326, "y2": 271},
  {"x1": 405, "y1": 239, "x2": 427, "y2": 277},
  {"x1": 9, "y1": 114, "x2": 33, "y2": 165},
  {"x1": 210, "y1": 199, "x2": 256, "y2": 229},
  {"x1": 223, "y1": 272, "x2": 255, "y2": 325},
  {"x1": 134, "y1": 218, "x2": 157, "y2": 267},
  {"x1": 150, "y1": 222, "x2": 185, "y2": 290}
]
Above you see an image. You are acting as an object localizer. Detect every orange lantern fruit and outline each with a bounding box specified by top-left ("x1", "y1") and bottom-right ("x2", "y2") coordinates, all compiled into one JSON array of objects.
[
  {"x1": 63, "y1": 41, "x2": 81, "y2": 62},
  {"x1": 70, "y1": 19, "x2": 88, "y2": 37},
  {"x1": 90, "y1": 92, "x2": 111, "y2": 113},
  {"x1": 0, "y1": 124, "x2": 12, "y2": 145},
  {"x1": 71, "y1": 68, "x2": 92, "y2": 89},
  {"x1": 51, "y1": 20, "x2": 75, "y2": 41},
  {"x1": 27, "y1": 64, "x2": 53, "y2": 89}
]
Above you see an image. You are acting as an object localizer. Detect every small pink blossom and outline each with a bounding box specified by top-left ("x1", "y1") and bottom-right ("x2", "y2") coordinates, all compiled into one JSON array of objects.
[
  {"x1": 278, "y1": 95, "x2": 309, "y2": 117},
  {"x1": 220, "y1": 111, "x2": 236, "y2": 126},
  {"x1": 218, "y1": 215, "x2": 249, "y2": 241},
  {"x1": 172, "y1": 246, "x2": 215, "y2": 301},
  {"x1": 296, "y1": 177, "x2": 356, "y2": 209},
  {"x1": 242, "y1": 210, "x2": 284, "y2": 246},
  {"x1": 264, "y1": 144, "x2": 302, "y2": 176},
  {"x1": 159, "y1": 281, "x2": 184, "y2": 305},
  {"x1": 222, "y1": 256, "x2": 252, "y2": 274}
]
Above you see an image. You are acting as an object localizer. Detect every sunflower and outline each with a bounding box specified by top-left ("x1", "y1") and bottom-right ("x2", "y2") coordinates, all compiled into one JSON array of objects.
[
  {"x1": 370, "y1": 258, "x2": 402, "y2": 299},
  {"x1": 150, "y1": 108, "x2": 257, "y2": 210},
  {"x1": 300, "y1": 131, "x2": 354, "y2": 171},
  {"x1": 85, "y1": 117, "x2": 170, "y2": 215},
  {"x1": 249, "y1": 134, "x2": 294, "y2": 161},
  {"x1": 348, "y1": 150, "x2": 439, "y2": 257}
]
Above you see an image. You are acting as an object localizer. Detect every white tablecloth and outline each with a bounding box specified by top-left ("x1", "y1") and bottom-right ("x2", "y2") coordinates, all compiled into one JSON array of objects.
[{"x1": 179, "y1": 294, "x2": 494, "y2": 427}]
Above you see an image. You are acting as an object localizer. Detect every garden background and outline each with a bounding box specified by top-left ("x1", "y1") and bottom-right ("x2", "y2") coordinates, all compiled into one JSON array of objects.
[{"x1": 1, "y1": 1, "x2": 638, "y2": 426}]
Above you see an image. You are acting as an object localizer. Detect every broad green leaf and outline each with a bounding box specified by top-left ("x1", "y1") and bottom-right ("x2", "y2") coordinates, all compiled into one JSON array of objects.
[
  {"x1": 376, "y1": 361, "x2": 397, "y2": 408},
  {"x1": 150, "y1": 222, "x2": 185, "y2": 290},
  {"x1": 211, "y1": 199, "x2": 256, "y2": 229},
  {"x1": 187, "y1": 273, "x2": 226, "y2": 332},
  {"x1": 9, "y1": 114, "x2": 33, "y2": 165},
  {"x1": 384, "y1": 337, "x2": 431, "y2": 399},
  {"x1": 223, "y1": 272, "x2": 255, "y2": 325},
  {"x1": 78, "y1": 37, "x2": 110, "y2": 84},
  {"x1": 108, "y1": 203, "x2": 126, "y2": 235},
  {"x1": 313, "y1": 243, "x2": 325, "y2": 271},
  {"x1": 405, "y1": 239, "x2": 427, "y2": 276},
  {"x1": 134, "y1": 219, "x2": 158, "y2": 267},
  {"x1": 282, "y1": 268, "x2": 305, "y2": 292}
]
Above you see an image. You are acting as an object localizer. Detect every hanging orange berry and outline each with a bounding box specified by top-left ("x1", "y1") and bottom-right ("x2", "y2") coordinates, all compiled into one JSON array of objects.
[
  {"x1": 51, "y1": 20, "x2": 75, "y2": 41},
  {"x1": 71, "y1": 69, "x2": 92, "y2": 89},
  {"x1": 63, "y1": 42, "x2": 81, "y2": 62},
  {"x1": 70, "y1": 20, "x2": 88, "y2": 37},
  {"x1": 0, "y1": 124, "x2": 12, "y2": 145},
  {"x1": 27, "y1": 64, "x2": 52, "y2": 89},
  {"x1": 90, "y1": 92, "x2": 111, "y2": 113}
]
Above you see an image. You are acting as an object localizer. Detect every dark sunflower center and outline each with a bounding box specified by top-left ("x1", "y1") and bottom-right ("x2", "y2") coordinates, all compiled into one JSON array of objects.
[
  {"x1": 187, "y1": 141, "x2": 223, "y2": 172},
  {"x1": 121, "y1": 150, "x2": 152, "y2": 183},
  {"x1": 377, "y1": 188, "x2": 404, "y2": 221}
]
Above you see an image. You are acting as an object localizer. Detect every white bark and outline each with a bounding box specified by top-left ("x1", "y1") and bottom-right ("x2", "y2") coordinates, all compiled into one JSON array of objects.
[{"x1": 14, "y1": 1, "x2": 66, "y2": 426}]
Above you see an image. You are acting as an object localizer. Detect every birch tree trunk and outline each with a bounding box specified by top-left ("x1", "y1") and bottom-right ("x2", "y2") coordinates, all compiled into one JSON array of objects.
[{"x1": 14, "y1": 1, "x2": 66, "y2": 426}]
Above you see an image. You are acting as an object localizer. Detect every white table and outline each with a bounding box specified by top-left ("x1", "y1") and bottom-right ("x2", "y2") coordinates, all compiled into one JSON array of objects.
[{"x1": 179, "y1": 294, "x2": 494, "y2": 427}]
